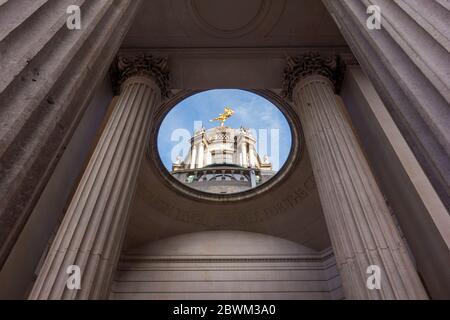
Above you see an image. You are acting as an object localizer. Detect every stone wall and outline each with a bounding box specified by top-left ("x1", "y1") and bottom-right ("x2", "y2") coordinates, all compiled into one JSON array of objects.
[{"x1": 110, "y1": 231, "x2": 344, "y2": 300}]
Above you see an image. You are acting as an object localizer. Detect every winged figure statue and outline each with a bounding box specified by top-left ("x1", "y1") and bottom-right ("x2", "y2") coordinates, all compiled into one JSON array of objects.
[{"x1": 210, "y1": 107, "x2": 235, "y2": 127}]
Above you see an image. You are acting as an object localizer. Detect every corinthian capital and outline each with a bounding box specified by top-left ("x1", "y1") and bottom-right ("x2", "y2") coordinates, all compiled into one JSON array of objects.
[
  {"x1": 282, "y1": 53, "x2": 356, "y2": 99},
  {"x1": 111, "y1": 53, "x2": 170, "y2": 97}
]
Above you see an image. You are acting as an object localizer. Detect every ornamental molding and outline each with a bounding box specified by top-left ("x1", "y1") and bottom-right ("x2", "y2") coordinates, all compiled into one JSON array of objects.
[
  {"x1": 282, "y1": 52, "x2": 358, "y2": 100},
  {"x1": 110, "y1": 53, "x2": 170, "y2": 97},
  {"x1": 120, "y1": 251, "x2": 335, "y2": 264}
]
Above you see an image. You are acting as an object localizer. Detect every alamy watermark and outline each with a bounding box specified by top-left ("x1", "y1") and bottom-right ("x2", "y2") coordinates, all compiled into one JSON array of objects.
[
  {"x1": 366, "y1": 265, "x2": 382, "y2": 290},
  {"x1": 66, "y1": 265, "x2": 81, "y2": 290},
  {"x1": 367, "y1": 5, "x2": 382, "y2": 30},
  {"x1": 170, "y1": 121, "x2": 281, "y2": 171},
  {"x1": 66, "y1": 5, "x2": 81, "y2": 30}
]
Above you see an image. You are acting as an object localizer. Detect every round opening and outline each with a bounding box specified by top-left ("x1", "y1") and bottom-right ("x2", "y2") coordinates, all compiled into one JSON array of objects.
[{"x1": 156, "y1": 89, "x2": 295, "y2": 198}]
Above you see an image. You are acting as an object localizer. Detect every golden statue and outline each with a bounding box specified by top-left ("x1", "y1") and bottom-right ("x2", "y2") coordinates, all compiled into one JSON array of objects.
[{"x1": 210, "y1": 107, "x2": 235, "y2": 127}]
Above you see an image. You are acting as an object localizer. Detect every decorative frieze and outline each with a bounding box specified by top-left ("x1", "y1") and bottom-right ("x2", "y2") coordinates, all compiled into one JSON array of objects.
[
  {"x1": 0, "y1": 0, "x2": 143, "y2": 272},
  {"x1": 30, "y1": 65, "x2": 163, "y2": 300},
  {"x1": 322, "y1": 0, "x2": 450, "y2": 219}
]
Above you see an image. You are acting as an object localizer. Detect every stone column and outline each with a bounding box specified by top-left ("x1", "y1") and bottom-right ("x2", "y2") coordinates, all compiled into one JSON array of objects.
[
  {"x1": 190, "y1": 145, "x2": 197, "y2": 169},
  {"x1": 248, "y1": 146, "x2": 256, "y2": 168},
  {"x1": 198, "y1": 142, "x2": 205, "y2": 168},
  {"x1": 284, "y1": 53, "x2": 428, "y2": 300},
  {"x1": 322, "y1": 0, "x2": 450, "y2": 212},
  {"x1": 0, "y1": 0, "x2": 143, "y2": 270},
  {"x1": 29, "y1": 54, "x2": 169, "y2": 300}
]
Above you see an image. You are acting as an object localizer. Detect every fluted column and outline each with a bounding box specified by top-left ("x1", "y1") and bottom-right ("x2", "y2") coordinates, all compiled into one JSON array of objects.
[
  {"x1": 0, "y1": 0, "x2": 143, "y2": 269},
  {"x1": 29, "y1": 54, "x2": 169, "y2": 300},
  {"x1": 206, "y1": 150, "x2": 212, "y2": 166},
  {"x1": 322, "y1": 0, "x2": 450, "y2": 212},
  {"x1": 241, "y1": 143, "x2": 248, "y2": 167},
  {"x1": 284, "y1": 53, "x2": 428, "y2": 299}
]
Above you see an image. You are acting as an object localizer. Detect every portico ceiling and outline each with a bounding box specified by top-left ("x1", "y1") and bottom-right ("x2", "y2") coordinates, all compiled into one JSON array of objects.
[{"x1": 119, "y1": 0, "x2": 350, "y2": 90}]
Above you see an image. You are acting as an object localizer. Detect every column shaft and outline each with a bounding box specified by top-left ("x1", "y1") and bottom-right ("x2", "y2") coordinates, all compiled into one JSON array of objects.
[
  {"x1": 198, "y1": 142, "x2": 205, "y2": 168},
  {"x1": 0, "y1": 0, "x2": 142, "y2": 269},
  {"x1": 29, "y1": 76, "x2": 160, "y2": 300},
  {"x1": 241, "y1": 143, "x2": 248, "y2": 167},
  {"x1": 249, "y1": 146, "x2": 256, "y2": 168},
  {"x1": 190, "y1": 145, "x2": 197, "y2": 169},
  {"x1": 294, "y1": 75, "x2": 428, "y2": 299},
  {"x1": 322, "y1": 0, "x2": 450, "y2": 211}
]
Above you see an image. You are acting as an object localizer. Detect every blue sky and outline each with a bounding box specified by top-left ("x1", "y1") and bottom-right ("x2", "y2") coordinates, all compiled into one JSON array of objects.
[{"x1": 157, "y1": 89, "x2": 292, "y2": 171}]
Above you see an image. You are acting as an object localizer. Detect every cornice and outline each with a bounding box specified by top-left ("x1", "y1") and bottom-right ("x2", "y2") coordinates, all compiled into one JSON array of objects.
[{"x1": 119, "y1": 252, "x2": 335, "y2": 264}]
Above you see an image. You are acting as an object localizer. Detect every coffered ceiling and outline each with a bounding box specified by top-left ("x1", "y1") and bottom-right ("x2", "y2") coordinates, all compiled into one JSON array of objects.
[{"x1": 120, "y1": 0, "x2": 349, "y2": 90}]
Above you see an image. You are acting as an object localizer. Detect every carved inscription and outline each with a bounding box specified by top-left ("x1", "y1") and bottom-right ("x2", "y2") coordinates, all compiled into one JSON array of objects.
[{"x1": 145, "y1": 174, "x2": 317, "y2": 227}]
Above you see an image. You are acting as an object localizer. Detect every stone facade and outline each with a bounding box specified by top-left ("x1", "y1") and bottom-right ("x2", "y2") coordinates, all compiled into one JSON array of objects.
[{"x1": 111, "y1": 231, "x2": 344, "y2": 300}]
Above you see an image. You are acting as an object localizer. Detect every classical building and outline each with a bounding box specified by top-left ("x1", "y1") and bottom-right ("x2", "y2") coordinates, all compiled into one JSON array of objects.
[
  {"x1": 0, "y1": 0, "x2": 448, "y2": 300},
  {"x1": 171, "y1": 125, "x2": 275, "y2": 194}
]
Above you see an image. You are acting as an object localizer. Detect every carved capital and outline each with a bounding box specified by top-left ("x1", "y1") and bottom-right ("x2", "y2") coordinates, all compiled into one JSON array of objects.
[
  {"x1": 110, "y1": 53, "x2": 170, "y2": 97},
  {"x1": 282, "y1": 53, "x2": 358, "y2": 99}
]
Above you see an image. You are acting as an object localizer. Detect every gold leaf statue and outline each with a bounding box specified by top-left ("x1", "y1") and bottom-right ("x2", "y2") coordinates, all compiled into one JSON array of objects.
[{"x1": 210, "y1": 107, "x2": 235, "y2": 127}]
